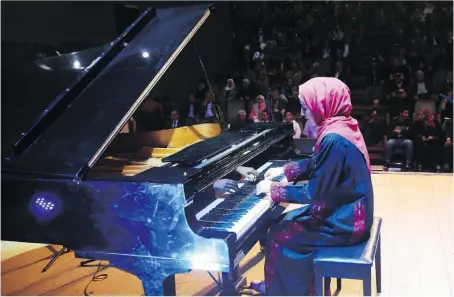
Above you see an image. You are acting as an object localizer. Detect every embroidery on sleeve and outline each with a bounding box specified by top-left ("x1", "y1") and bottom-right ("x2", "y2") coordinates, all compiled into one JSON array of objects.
[
  {"x1": 283, "y1": 162, "x2": 301, "y2": 182},
  {"x1": 270, "y1": 182, "x2": 288, "y2": 202}
]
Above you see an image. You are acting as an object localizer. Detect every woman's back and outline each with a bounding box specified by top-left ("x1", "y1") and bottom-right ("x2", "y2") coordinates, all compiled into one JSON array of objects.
[{"x1": 324, "y1": 133, "x2": 374, "y2": 237}]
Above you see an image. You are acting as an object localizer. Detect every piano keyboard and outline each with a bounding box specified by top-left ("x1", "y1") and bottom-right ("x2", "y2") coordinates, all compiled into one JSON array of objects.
[{"x1": 196, "y1": 161, "x2": 287, "y2": 241}]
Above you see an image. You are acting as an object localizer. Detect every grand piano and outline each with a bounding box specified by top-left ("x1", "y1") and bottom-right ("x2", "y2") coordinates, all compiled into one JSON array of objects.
[{"x1": 1, "y1": 4, "x2": 295, "y2": 296}]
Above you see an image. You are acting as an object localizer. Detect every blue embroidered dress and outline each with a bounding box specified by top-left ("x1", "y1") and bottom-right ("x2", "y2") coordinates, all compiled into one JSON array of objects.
[{"x1": 264, "y1": 133, "x2": 374, "y2": 296}]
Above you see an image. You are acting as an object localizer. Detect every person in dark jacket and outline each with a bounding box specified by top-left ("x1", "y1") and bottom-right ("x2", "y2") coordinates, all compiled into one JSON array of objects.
[
  {"x1": 384, "y1": 109, "x2": 413, "y2": 170},
  {"x1": 411, "y1": 109, "x2": 444, "y2": 172},
  {"x1": 409, "y1": 70, "x2": 434, "y2": 99},
  {"x1": 229, "y1": 110, "x2": 248, "y2": 131},
  {"x1": 181, "y1": 94, "x2": 202, "y2": 125},
  {"x1": 164, "y1": 110, "x2": 185, "y2": 129}
]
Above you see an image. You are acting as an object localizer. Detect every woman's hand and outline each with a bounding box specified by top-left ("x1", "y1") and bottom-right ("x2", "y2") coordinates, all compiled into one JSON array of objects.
[
  {"x1": 236, "y1": 166, "x2": 259, "y2": 182},
  {"x1": 264, "y1": 167, "x2": 284, "y2": 181},
  {"x1": 213, "y1": 179, "x2": 238, "y2": 192},
  {"x1": 256, "y1": 180, "x2": 273, "y2": 195}
]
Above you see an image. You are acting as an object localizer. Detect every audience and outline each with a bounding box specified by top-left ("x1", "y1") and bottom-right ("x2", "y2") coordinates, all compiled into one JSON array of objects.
[
  {"x1": 220, "y1": 78, "x2": 237, "y2": 112},
  {"x1": 128, "y1": 1, "x2": 452, "y2": 173},
  {"x1": 165, "y1": 110, "x2": 184, "y2": 129},
  {"x1": 284, "y1": 111, "x2": 301, "y2": 139},
  {"x1": 410, "y1": 70, "x2": 433, "y2": 99},
  {"x1": 237, "y1": 78, "x2": 256, "y2": 114},
  {"x1": 249, "y1": 95, "x2": 266, "y2": 122},
  {"x1": 229, "y1": 109, "x2": 248, "y2": 131},
  {"x1": 362, "y1": 99, "x2": 386, "y2": 145},
  {"x1": 258, "y1": 110, "x2": 270, "y2": 123},
  {"x1": 182, "y1": 94, "x2": 201, "y2": 125},
  {"x1": 411, "y1": 109, "x2": 444, "y2": 171},
  {"x1": 286, "y1": 86, "x2": 302, "y2": 114},
  {"x1": 365, "y1": 58, "x2": 386, "y2": 103},
  {"x1": 386, "y1": 72, "x2": 412, "y2": 115},
  {"x1": 384, "y1": 109, "x2": 413, "y2": 170},
  {"x1": 195, "y1": 79, "x2": 209, "y2": 102},
  {"x1": 272, "y1": 91, "x2": 287, "y2": 122}
]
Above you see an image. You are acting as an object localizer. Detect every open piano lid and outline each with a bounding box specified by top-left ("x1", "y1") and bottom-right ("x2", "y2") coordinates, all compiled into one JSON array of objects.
[{"x1": 2, "y1": 4, "x2": 212, "y2": 179}]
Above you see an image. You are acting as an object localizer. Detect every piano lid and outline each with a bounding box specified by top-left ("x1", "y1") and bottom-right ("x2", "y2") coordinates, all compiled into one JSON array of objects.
[
  {"x1": 2, "y1": 4, "x2": 212, "y2": 178},
  {"x1": 1, "y1": 44, "x2": 109, "y2": 159}
]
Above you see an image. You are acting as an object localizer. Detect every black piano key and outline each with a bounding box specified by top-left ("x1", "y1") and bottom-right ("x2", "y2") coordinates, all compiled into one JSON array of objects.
[
  {"x1": 207, "y1": 208, "x2": 230, "y2": 215},
  {"x1": 200, "y1": 213, "x2": 225, "y2": 222},
  {"x1": 217, "y1": 201, "x2": 239, "y2": 208}
]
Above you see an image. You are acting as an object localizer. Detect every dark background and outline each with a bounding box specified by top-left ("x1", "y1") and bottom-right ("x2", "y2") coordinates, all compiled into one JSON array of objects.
[{"x1": 1, "y1": 1, "x2": 234, "y2": 107}]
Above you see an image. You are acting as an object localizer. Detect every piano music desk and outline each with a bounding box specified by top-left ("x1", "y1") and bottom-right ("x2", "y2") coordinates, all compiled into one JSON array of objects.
[{"x1": 91, "y1": 123, "x2": 222, "y2": 177}]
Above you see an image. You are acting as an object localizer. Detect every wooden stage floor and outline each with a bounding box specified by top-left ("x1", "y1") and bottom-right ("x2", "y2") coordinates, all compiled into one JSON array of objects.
[{"x1": 2, "y1": 173, "x2": 453, "y2": 296}]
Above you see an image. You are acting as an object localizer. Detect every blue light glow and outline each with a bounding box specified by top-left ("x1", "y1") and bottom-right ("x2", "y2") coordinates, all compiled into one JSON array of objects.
[{"x1": 28, "y1": 192, "x2": 62, "y2": 223}]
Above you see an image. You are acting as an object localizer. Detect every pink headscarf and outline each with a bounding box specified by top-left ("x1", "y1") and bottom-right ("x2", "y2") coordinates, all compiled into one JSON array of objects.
[{"x1": 299, "y1": 77, "x2": 371, "y2": 173}]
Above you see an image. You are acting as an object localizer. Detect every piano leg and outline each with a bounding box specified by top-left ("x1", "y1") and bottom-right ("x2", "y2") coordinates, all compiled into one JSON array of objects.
[
  {"x1": 220, "y1": 266, "x2": 246, "y2": 296},
  {"x1": 105, "y1": 258, "x2": 185, "y2": 296},
  {"x1": 163, "y1": 275, "x2": 176, "y2": 296}
]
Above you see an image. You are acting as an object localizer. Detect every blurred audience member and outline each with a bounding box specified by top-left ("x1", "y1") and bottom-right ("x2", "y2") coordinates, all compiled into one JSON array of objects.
[
  {"x1": 237, "y1": 78, "x2": 256, "y2": 114},
  {"x1": 249, "y1": 95, "x2": 267, "y2": 122},
  {"x1": 195, "y1": 79, "x2": 208, "y2": 102},
  {"x1": 258, "y1": 110, "x2": 270, "y2": 123},
  {"x1": 230, "y1": 109, "x2": 248, "y2": 131},
  {"x1": 363, "y1": 99, "x2": 386, "y2": 145},
  {"x1": 386, "y1": 72, "x2": 412, "y2": 115},
  {"x1": 284, "y1": 111, "x2": 301, "y2": 138},
  {"x1": 384, "y1": 109, "x2": 413, "y2": 170},
  {"x1": 410, "y1": 70, "x2": 434, "y2": 99},
  {"x1": 165, "y1": 110, "x2": 184, "y2": 129},
  {"x1": 411, "y1": 109, "x2": 444, "y2": 171},
  {"x1": 364, "y1": 58, "x2": 385, "y2": 103},
  {"x1": 220, "y1": 78, "x2": 237, "y2": 113},
  {"x1": 286, "y1": 86, "x2": 302, "y2": 114},
  {"x1": 182, "y1": 94, "x2": 201, "y2": 125}
]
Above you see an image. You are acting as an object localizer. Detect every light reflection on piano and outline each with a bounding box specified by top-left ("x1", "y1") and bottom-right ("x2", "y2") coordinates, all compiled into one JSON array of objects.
[{"x1": 2, "y1": 4, "x2": 297, "y2": 296}]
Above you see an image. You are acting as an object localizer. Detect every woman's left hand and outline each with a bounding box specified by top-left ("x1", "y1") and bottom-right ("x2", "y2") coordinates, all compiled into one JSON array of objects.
[{"x1": 256, "y1": 180, "x2": 273, "y2": 195}]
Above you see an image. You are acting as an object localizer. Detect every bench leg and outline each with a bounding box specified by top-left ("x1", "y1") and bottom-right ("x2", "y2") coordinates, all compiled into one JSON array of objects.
[
  {"x1": 324, "y1": 278, "x2": 331, "y2": 295},
  {"x1": 376, "y1": 236, "x2": 382, "y2": 294},
  {"x1": 315, "y1": 276, "x2": 324, "y2": 296},
  {"x1": 363, "y1": 272, "x2": 372, "y2": 296},
  {"x1": 337, "y1": 278, "x2": 342, "y2": 291}
]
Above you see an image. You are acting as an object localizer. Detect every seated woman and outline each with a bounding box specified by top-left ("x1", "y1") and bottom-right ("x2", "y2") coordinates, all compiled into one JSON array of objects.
[
  {"x1": 249, "y1": 95, "x2": 267, "y2": 122},
  {"x1": 249, "y1": 77, "x2": 374, "y2": 296}
]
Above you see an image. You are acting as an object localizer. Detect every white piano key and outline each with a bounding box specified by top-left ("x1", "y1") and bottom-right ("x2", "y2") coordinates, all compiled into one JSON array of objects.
[{"x1": 196, "y1": 161, "x2": 283, "y2": 240}]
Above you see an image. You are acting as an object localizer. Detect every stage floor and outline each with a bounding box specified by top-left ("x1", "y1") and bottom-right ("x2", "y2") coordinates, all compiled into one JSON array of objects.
[{"x1": 2, "y1": 173, "x2": 453, "y2": 296}]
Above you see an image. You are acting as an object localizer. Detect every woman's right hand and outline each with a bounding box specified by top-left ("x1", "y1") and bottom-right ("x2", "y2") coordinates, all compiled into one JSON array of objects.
[{"x1": 264, "y1": 167, "x2": 284, "y2": 181}]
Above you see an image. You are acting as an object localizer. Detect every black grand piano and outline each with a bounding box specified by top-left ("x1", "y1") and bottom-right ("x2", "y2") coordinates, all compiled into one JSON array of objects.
[{"x1": 2, "y1": 4, "x2": 295, "y2": 296}]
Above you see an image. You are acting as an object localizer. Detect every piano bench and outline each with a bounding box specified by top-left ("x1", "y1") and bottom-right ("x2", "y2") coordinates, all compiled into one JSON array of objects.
[{"x1": 314, "y1": 217, "x2": 382, "y2": 296}]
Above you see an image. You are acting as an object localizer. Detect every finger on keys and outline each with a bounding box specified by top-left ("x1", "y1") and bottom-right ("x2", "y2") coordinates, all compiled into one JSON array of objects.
[
  {"x1": 247, "y1": 173, "x2": 257, "y2": 182},
  {"x1": 226, "y1": 181, "x2": 239, "y2": 192}
]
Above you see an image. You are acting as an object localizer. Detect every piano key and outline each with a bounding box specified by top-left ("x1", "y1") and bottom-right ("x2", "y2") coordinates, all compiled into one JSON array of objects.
[
  {"x1": 199, "y1": 214, "x2": 226, "y2": 222},
  {"x1": 207, "y1": 208, "x2": 230, "y2": 215},
  {"x1": 195, "y1": 198, "x2": 224, "y2": 220},
  {"x1": 196, "y1": 161, "x2": 280, "y2": 237}
]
